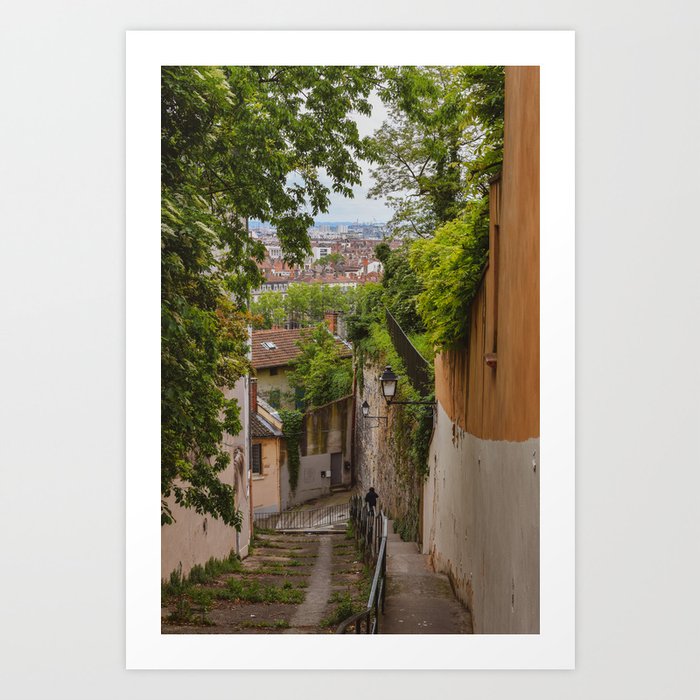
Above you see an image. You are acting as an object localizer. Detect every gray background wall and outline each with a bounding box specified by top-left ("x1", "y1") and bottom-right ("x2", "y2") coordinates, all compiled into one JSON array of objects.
[{"x1": 1, "y1": 2, "x2": 699, "y2": 699}]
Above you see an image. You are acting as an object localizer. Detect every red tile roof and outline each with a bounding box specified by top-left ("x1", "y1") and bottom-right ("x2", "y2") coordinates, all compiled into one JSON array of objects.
[{"x1": 251, "y1": 327, "x2": 352, "y2": 369}]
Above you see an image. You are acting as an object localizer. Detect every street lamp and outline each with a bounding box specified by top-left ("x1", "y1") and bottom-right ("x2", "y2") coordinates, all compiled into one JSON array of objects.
[
  {"x1": 361, "y1": 399, "x2": 387, "y2": 426},
  {"x1": 379, "y1": 365, "x2": 435, "y2": 407},
  {"x1": 379, "y1": 366, "x2": 398, "y2": 402}
]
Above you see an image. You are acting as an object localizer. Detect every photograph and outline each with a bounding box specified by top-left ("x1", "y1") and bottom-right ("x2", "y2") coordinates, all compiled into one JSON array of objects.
[{"x1": 159, "y1": 63, "x2": 540, "y2": 637}]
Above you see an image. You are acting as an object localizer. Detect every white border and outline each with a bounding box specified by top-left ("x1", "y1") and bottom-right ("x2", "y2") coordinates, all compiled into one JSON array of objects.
[{"x1": 126, "y1": 30, "x2": 574, "y2": 670}]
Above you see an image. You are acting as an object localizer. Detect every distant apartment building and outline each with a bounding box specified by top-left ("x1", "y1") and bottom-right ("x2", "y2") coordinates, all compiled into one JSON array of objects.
[
  {"x1": 312, "y1": 245, "x2": 333, "y2": 260},
  {"x1": 265, "y1": 244, "x2": 283, "y2": 259}
]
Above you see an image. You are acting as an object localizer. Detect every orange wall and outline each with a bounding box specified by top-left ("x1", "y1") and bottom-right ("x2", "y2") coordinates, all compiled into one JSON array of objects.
[{"x1": 435, "y1": 66, "x2": 540, "y2": 442}]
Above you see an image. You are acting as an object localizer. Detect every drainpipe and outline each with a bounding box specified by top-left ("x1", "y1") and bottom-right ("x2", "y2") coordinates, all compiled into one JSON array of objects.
[{"x1": 350, "y1": 359, "x2": 357, "y2": 488}]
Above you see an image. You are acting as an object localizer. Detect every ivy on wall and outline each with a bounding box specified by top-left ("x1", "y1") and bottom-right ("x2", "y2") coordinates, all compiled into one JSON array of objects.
[
  {"x1": 409, "y1": 197, "x2": 490, "y2": 349},
  {"x1": 279, "y1": 409, "x2": 303, "y2": 493}
]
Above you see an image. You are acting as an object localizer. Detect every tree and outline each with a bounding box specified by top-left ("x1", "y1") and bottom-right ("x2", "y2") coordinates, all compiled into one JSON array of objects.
[
  {"x1": 374, "y1": 242, "x2": 425, "y2": 335},
  {"x1": 316, "y1": 252, "x2": 345, "y2": 273},
  {"x1": 368, "y1": 66, "x2": 504, "y2": 238},
  {"x1": 362, "y1": 66, "x2": 504, "y2": 351},
  {"x1": 250, "y1": 291, "x2": 287, "y2": 329},
  {"x1": 288, "y1": 324, "x2": 353, "y2": 409},
  {"x1": 251, "y1": 282, "x2": 357, "y2": 330},
  {"x1": 161, "y1": 66, "x2": 377, "y2": 525}
]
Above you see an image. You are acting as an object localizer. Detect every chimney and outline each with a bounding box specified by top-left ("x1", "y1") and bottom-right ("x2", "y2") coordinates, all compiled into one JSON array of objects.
[
  {"x1": 324, "y1": 311, "x2": 337, "y2": 334},
  {"x1": 250, "y1": 378, "x2": 258, "y2": 413}
]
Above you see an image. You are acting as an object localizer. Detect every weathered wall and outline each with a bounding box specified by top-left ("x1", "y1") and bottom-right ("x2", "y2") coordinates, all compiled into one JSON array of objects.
[
  {"x1": 425, "y1": 66, "x2": 540, "y2": 632},
  {"x1": 282, "y1": 395, "x2": 353, "y2": 507},
  {"x1": 435, "y1": 66, "x2": 539, "y2": 443},
  {"x1": 424, "y1": 402, "x2": 539, "y2": 633},
  {"x1": 161, "y1": 376, "x2": 251, "y2": 580},
  {"x1": 255, "y1": 367, "x2": 294, "y2": 409},
  {"x1": 354, "y1": 358, "x2": 423, "y2": 529},
  {"x1": 252, "y1": 437, "x2": 282, "y2": 513}
]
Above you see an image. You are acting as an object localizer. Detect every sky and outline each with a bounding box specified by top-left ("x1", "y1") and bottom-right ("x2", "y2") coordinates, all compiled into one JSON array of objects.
[{"x1": 310, "y1": 92, "x2": 394, "y2": 224}]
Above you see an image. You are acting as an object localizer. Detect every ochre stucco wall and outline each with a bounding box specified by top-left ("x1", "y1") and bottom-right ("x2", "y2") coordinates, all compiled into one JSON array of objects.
[
  {"x1": 435, "y1": 66, "x2": 539, "y2": 443},
  {"x1": 252, "y1": 437, "x2": 282, "y2": 513}
]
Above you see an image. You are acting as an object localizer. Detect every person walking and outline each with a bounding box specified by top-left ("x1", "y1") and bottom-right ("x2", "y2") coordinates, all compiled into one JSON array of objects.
[{"x1": 364, "y1": 487, "x2": 379, "y2": 516}]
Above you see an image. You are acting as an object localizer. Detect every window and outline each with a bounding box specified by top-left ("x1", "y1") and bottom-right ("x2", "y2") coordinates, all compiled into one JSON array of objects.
[
  {"x1": 252, "y1": 444, "x2": 262, "y2": 475},
  {"x1": 269, "y1": 366, "x2": 278, "y2": 376}
]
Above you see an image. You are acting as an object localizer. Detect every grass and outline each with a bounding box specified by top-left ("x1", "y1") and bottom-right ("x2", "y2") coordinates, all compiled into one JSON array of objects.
[
  {"x1": 239, "y1": 619, "x2": 290, "y2": 630},
  {"x1": 321, "y1": 593, "x2": 362, "y2": 629},
  {"x1": 333, "y1": 541, "x2": 356, "y2": 550},
  {"x1": 241, "y1": 566, "x2": 311, "y2": 577},
  {"x1": 162, "y1": 552, "x2": 242, "y2": 602},
  {"x1": 254, "y1": 542, "x2": 305, "y2": 551},
  {"x1": 220, "y1": 579, "x2": 305, "y2": 604}
]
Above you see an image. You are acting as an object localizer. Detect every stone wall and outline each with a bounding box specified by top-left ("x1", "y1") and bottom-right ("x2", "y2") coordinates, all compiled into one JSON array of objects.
[{"x1": 354, "y1": 358, "x2": 424, "y2": 537}]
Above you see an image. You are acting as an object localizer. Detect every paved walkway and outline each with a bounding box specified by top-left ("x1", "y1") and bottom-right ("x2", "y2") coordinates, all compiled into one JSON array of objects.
[
  {"x1": 285, "y1": 537, "x2": 332, "y2": 633},
  {"x1": 382, "y1": 522, "x2": 472, "y2": 634}
]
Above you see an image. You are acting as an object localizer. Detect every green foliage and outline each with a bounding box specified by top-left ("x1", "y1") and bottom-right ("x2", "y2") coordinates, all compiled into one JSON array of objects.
[
  {"x1": 279, "y1": 409, "x2": 303, "y2": 493},
  {"x1": 362, "y1": 66, "x2": 503, "y2": 352},
  {"x1": 376, "y1": 243, "x2": 425, "y2": 335},
  {"x1": 288, "y1": 324, "x2": 353, "y2": 409},
  {"x1": 223, "y1": 578, "x2": 305, "y2": 604},
  {"x1": 267, "y1": 388, "x2": 282, "y2": 409},
  {"x1": 240, "y1": 619, "x2": 290, "y2": 629},
  {"x1": 409, "y1": 198, "x2": 490, "y2": 348},
  {"x1": 369, "y1": 66, "x2": 504, "y2": 237},
  {"x1": 316, "y1": 252, "x2": 346, "y2": 273},
  {"x1": 161, "y1": 551, "x2": 242, "y2": 605},
  {"x1": 161, "y1": 66, "x2": 378, "y2": 524},
  {"x1": 393, "y1": 510, "x2": 420, "y2": 542},
  {"x1": 345, "y1": 282, "x2": 384, "y2": 347},
  {"x1": 251, "y1": 283, "x2": 358, "y2": 330},
  {"x1": 322, "y1": 593, "x2": 360, "y2": 628},
  {"x1": 250, "y1": 291, "x2": 287, "y2": 329}
]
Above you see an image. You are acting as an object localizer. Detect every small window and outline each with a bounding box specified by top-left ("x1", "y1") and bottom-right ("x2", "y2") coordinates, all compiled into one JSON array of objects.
[
  {"x1": 269, "y1": 366, "x2": 278, "y2": 376},
  {"x1": 252, "y1": 444, "x2": 262, "y2": 475}
]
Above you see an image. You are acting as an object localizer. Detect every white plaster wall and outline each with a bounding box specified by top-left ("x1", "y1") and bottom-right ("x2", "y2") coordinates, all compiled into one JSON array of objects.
[
  {"x1": 282, "y1": 453, "x2": 332, "y2": 507},
  {"x1": 423, "y1": 401, "x2": 540, "y2": 633}
]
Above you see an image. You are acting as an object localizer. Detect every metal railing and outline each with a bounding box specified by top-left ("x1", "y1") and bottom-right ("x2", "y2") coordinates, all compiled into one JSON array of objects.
[
  {"x1": 253, "y1": 501, "x2": 350, "y2": 531},
  {"x1": 385, "y1": 307, "x2": 432, "y2": 397},
  {"x1": 336, "y1": 496, "x2": 388, "y2": 634}
]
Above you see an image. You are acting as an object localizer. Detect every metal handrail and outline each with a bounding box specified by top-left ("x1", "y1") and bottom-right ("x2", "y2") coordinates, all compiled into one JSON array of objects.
[
  {"x1": 385, "y1": 307, "x2": 432, "y2": 397},
  {"x1": 336, "y1": 497, "x2": 388, "y2": 633},
  {"x1": 253, "y1": 501, "x2": 350, "y2": 531}
]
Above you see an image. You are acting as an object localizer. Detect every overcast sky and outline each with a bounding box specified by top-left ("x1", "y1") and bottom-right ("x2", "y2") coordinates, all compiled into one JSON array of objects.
[{"x1": 313, "y1": 92, "x2": 394, "y2": 223}]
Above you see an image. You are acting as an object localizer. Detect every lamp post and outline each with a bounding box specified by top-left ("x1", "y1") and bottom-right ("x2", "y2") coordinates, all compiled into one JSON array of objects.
[
  {"x1": 361, "y1": 399, "x2": 387, "y2": 426},
  {"x1": 379, "y1": 365, "x2": 435, "y2": 407}
]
